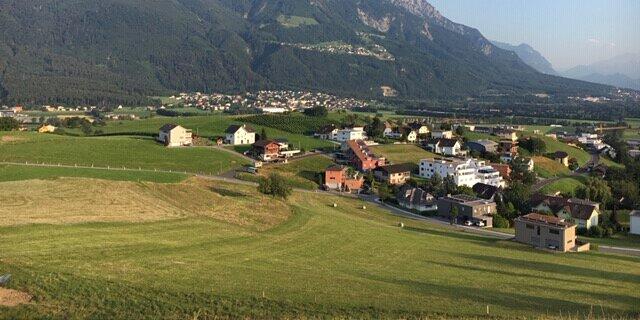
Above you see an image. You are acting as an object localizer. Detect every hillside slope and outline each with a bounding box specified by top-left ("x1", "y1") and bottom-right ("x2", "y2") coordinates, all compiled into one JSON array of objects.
[{"x1": 0, "y1": 0, "x2": 609, "y2": 104}]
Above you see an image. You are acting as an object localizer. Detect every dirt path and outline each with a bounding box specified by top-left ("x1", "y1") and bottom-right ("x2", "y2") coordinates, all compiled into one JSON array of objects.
[{"x1": 0, "y1": 288, "x2": 32, "y2": 307}]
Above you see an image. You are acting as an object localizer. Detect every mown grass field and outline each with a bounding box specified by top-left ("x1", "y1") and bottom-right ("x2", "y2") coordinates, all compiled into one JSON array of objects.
[
  {"x1": 0, "y1": 177, "x2": 639, "y2": 319},
  {"x1": 247, "y1": 155, "x2": 334, "y2": 190},
  {"x1": 371, "y1": 144, "x2": 439, "y2": 165},
  {"x1": 539, "y1": 177, "x2": 587, "y2": 196},
  {"x1": 0, "y1": 132, "x2": 249, "y2": 175},
  {"x1": 88, "y1": 115, "x2": 334, "y2": 151},
  {"x1": 532, "y1": 156, "x2": 571, "y2": 178}
]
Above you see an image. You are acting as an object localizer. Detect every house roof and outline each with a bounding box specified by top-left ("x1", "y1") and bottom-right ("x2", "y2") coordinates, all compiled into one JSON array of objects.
[
  {"x1": 472, "y1": 139, "x2": 498, "y2": 147},
  {"x1": 630, "y1": 210, "x2": 640, "y2": 217},
  {"x1": 530, "y1": 195, "x2": 598, "y2": 220},
  {"x1": 408, "y1": 122, "x2": 427, "y2": 130},
  {"x1": 347, "y1": 139, "x2": 380, "y2": 163},
  {"x1": 253, "y1": 140, "x2": 278, "y2": 148},
  {"x1": 159, "y1": 124, "x2": 179, "y2": 132},
  {"x1": 472, "y1": 183, "x2": 499, "y2": 200},
  {"x1": 396, "y1": 185, "x2": 435, "y2": 207},
  {"x1": 518, "y1": 213, "x2": 575, "y2": 228},
  {"x1": 553, "y1": 151, "x2": 569, "y2": 159},
  {"x1": 375, "y1": 163, "x2": 414, "y2": 174},
  {"x1": 439, "y1": 138, "x2": 460, "y2": 148},
  {"x1": 225, "y1": 124, "x2": 256, "y2": 134}
]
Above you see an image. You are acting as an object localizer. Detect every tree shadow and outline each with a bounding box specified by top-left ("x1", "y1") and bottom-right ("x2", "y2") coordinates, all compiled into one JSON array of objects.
[{"x1": 210, "y1": 187, "x2": 247, "y2": 198}]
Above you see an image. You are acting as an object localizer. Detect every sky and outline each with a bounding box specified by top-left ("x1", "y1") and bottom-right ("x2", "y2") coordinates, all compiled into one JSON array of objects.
[{"x1": 429, "y1": 0, "x2": 640, "y2": 70}]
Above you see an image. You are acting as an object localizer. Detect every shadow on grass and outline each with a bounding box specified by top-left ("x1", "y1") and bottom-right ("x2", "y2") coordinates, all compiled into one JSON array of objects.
[
  {"x1": 210, "y1": 187, "x2": 247, "y2": 198},
  {"x1": 403, "y1": 226, "x2": 499, "y2": 244},
  {"x1": 458, "y1": 253, "x2": 640, "y2": 285}
]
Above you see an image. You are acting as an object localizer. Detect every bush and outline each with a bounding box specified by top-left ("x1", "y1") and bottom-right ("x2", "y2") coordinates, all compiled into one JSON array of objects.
[
  {"x1": 576, "y1": 227, "x2": 589, "y2": 236},
  {"x1": 493, "y1": 214, "x2": 510, "y2": 229},
  {"x1": 258, "y1": 173, "x2": 293, "y2": 199},
  {"x1": 589, "y1": 225, "x2": 605, "y2": 238}
]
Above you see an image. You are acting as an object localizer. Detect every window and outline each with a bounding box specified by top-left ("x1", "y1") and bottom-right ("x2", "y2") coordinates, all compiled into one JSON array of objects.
[
  {"x1": 549, "y1": 229, "x2": 560, "y2": 235},
  {"x1": 526, "y1": 224, "x2": 534, "y2": 229}
]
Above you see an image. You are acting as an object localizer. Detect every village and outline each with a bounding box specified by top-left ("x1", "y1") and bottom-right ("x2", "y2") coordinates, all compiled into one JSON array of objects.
[{"x1": 151, "y1": 115, "x2": 640, "y2": 253}]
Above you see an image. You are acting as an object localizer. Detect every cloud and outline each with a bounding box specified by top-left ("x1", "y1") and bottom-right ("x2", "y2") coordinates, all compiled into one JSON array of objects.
[
  {"x1": 609, "y1": 42, "x2": 617, "y2": 47},
  {"x1": 587, "y1": 38, "x2": 600, "y2": 44}
]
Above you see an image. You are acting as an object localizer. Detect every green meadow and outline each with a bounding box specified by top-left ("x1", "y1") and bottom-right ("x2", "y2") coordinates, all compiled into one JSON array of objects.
[{"x1": 0, "y1": 177, "x2": 638, "y2": 319}]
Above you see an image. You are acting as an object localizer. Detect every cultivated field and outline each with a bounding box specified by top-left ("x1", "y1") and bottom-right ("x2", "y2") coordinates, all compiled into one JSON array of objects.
[
  {"x1": 0, "y1": 177, "x2": 639, "y2": 319},
  {"x1": 0, "y1": 164, "x2": 187, "y2": 183},
  {"x1": 0, "y1": 132, "x2": 249, "y2": 175}
]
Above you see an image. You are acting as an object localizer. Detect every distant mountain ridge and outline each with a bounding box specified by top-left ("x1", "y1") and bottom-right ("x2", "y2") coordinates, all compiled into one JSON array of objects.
[
  {"x1": 0, "y1": 0, "x2": 609, "y2": 105},
  {"x1": 562, "y1": 53, "x2": 640, "y2": 90},
  {"x1": 491, "y1": 41, "x2": 558, "y2": 75}
]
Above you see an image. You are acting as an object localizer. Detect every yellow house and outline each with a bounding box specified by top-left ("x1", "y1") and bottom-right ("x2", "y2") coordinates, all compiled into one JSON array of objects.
[{"x1": 38, "y1": 125, "x2": 57, "y2": 133}]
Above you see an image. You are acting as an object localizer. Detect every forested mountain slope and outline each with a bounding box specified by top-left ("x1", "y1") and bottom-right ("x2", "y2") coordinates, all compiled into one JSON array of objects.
[{"x1": 0, "y1": 0, "x2": 609, "y2": 105}]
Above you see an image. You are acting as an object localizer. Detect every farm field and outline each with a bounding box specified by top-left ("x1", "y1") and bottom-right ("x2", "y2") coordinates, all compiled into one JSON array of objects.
[
  {"x1": 0, "y1": 177, "x2": 639, "y2": 318},
  {"x1": 87, "y1": 115, "x2": 334, "y2": 151},
  {"x1": 0, "y1": 132, "x2": 249, "y2": 175},
  {"x1": 370, "y1": 144, "x2": 440, "y2": 165},
  {"x1": 0, "y1": 164, "x2": 187, "y2": 183},
  {"x1": 244, "y1": 155, "x2": 334, "y2": 190}
]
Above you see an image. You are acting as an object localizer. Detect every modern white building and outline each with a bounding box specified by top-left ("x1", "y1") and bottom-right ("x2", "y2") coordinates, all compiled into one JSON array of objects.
[
  {"x1": 419, "y1": 158, "x2": 505, "y2": 188},
  {"x1": 337, "y1": 127, "x2": 367, "y2": 142},
  {"x1": 431, "y1": 130, "x2": 454, "y2": 139},
  {"x1": 158, "y1": 124, "x2": 193, "y2": 147},
  {"x1": 631, "y1": 210, "x2": 640, "y2": 235},
  {"x1": 225, "y1": 124, "x2": 256, "y2": 145}
]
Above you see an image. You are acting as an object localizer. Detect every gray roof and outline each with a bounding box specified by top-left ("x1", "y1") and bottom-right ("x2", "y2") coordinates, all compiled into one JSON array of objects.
[
  {"x1": 226, "y1": 124, "x2": 256, "y2": 134},
  {"x1": 159, "y1": 124, "x2": 179, "y2": 132}
]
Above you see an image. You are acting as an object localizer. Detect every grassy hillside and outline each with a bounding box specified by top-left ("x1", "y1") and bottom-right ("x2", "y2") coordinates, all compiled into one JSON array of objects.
[
  {"x1": 532, "y1": 156, "x2": 571, "y2": 178},
  {"x1": 90, "y1": 115, "x2": 334, "y2": 151},
  {"x1": 0, "y1": 132, "x2": 249, "y2": 175},
  {"x1": 539, "y1": 177, "x2": 587, "y2": 196},
  {"x1": 0, "y1": 177, "x2": 638, "y2": 318},
  {"x1": 246, "y1": 154, "x2": 334, "y2": 190}
]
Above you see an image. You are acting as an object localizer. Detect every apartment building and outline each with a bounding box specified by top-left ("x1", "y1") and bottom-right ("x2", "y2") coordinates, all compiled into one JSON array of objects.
[
  {"x1": 419, "y1": 158, "x2": 505, "y2": 188},
  {"x1": 514, "y1": 213, "x2": 579, "y2": 252}
]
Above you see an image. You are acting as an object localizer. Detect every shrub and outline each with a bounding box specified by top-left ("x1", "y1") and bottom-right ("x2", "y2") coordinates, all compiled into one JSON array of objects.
[
  {"x1": 493, "y1": 214, "x2": 510, "y2": 229},
  {"x1": 258, "y1": 173, "x2": 293, "y2": 199},
  {"x1": 589, "y1": 225, "x2": 604, "y2": 238},
  {"x1": 576, "y1": 227, "x2": 589, "y2": 236}
]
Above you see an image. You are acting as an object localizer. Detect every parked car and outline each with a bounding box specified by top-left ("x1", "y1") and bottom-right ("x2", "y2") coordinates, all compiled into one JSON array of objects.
[
  {"x1": 464, "y1": 220, "x2": 473, "y2": 226},
  {"x1": 547, "y1": 245, "x2": 558, "y2": 250},
  {"x1": 475, "y1": 221, "x2": 485, "y2": 227}
]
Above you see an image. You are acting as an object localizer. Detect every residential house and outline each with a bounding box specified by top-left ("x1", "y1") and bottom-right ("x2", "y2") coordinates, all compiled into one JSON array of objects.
[
  {"x1": 315, "y1": 125, "x2": 339, "y2": 141},
  {"x1": 630, "y1": 210, "x2": 640, "y2": 235},
  {"x1": 373, "y1": 163, "x2": 414, "y2": 185},
  {"x1": 158, "y1": 124, "x2": 193, "y2": 147},
  {"x1": 475, "y1": 126, "x2": 493, "y2": 134},
  {"x1": 466, "y1": 140, "x2": 499, "y2": 154},
  {"x1": 251, "y1": 140, "x2": 281, "y2": 161},
  {"x1": 419, "y1": 158, "x2": 505, "y2": 188},
  {"x1": 225, "y1": 124, "x2": 256, "y2": 145},
  {"x1": 552, "y1": 151, "x2": 570, "y2": 167},
  {"x1": 346, "y1": 139, "x2": 386, "y2": 171},
  {"x1": 396, "y1": 185, "x2": 437, "y2": 212},
  {"x1": 530, "y1": 195, "x2": 600, "y2": 229},
  {"x1": 514, "y1": 213, "x2": 579, "y2": 252},
  {"x1": 499, "y1": 140, "x2": 519, "y2": 155},
  {"x1": 425, "y1": 138, "x2": 465, "y2": 156},
  {"x1": 408, "y1": 123, "x2": 430, "y2": 136},
  {"x1": 431, "y1": 130, "x2": 454, "y2": 139},
  {"x1": 38, "y1": 125, "x2": 57, "y2": 133},
  {"x1": 490, "y1": 163, "x2": 512, "y2": 178},
  {"x1": 275, "y1": 138, "x2": 289, "y2": 150},
  {"x1": 473, "y1": 183, "x2": 500, "y2": 201},
  {"x1": 494, "y1": 129, "x2": 518, "y2": 142},
  {"x1": 337, "y1": 127, "x2": 367, "y2": 142},
  {"x1": 437, "y1": 194, "x2": 496, "y2": 227},
  {"x1": 324, "y1": 165, "x2": 364, "y2": 192}
]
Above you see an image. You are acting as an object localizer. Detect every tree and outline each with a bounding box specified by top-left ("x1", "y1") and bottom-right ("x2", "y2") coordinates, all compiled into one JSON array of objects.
[
  {"x1": 503, "y1": 182, "x2": 531, "y2": 216},
  {"x1": 378, "y1": 182, "x2": 393, "y2": 202},
  {"x1": 520, "y1": 137, "x2": 547, "y2": 155},
  {"x1": 367, "y1": 117, "x2": 385, "y2": 139},
  {"x1": 576, "y1": 177, "x2": 612, "y2": 206},
  {"x1": 303, "y1": 105, "x2": 328, "y2": 117},
  {"x1": 449, "y1": 206, "x2": 459, "y2": 225},
  {"x1": 0, "y1": 117, "x2": 19, "y2": 131},
  {"x1": 258, "y1": 173, "x2": 292, "y2": 199},
  {"x1": 260, "y1": 128, "x2": 268, "y2": 141},
  {"x1": 493, "y1": 214, "x2": 510, "y2": 228}
]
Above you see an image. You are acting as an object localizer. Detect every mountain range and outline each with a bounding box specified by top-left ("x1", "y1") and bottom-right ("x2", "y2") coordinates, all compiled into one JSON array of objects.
[
  {"x1": 561, "y1": 53, "x2": 640, "y2": 90},
  {"x1": 491, "y1": 41, "x2": 558, "y2": 76},
  {"x1": 0, "y1": 0, "x2": 609, "y2": 105}
]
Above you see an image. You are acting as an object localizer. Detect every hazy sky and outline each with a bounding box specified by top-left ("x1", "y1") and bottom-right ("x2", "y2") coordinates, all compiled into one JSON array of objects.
[{"x1": 429, "y1": 0, "x2": 640, "y2": 70}]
